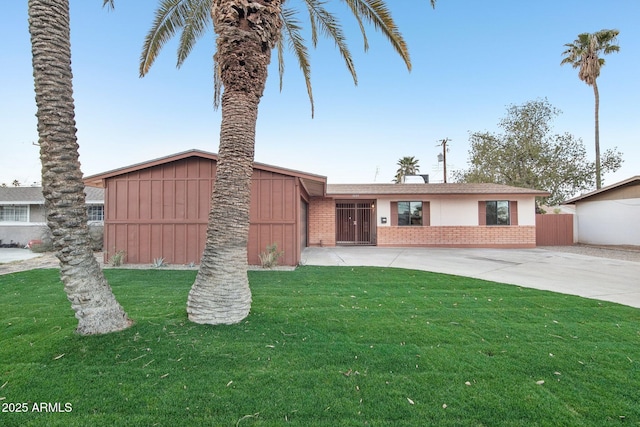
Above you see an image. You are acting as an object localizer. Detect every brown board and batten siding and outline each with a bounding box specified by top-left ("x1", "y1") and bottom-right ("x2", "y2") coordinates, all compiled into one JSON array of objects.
[
  {"x1": 248, "y1": 169, "x2": 299, "y2": 266},
  {"x1": 86, "y1": 150, "x2": 327, "y2": 266},
  {"x1": 535, "y1": 214, "x2": 574, "y2": 246},
  {"x1": 105, "y1": 156, "x2": 214, "y2": 265}
]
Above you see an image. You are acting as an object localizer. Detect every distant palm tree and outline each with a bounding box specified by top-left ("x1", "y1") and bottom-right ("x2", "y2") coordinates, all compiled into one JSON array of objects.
[
  {"x1": 394, "y1": 156, "x2": 420, "y2": 183},
  {"x1": 140, "y1": 0, "x2": 437, "y2": 325},
  {"x1": 561, "y1": 29, "x2": 620, "y2": 189},
  {"x1": 28, "y1": 0, "x2": 131, "y2": 335}
]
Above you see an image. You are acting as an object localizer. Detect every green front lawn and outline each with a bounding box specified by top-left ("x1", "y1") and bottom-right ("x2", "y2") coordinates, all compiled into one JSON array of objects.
[{"x1": 1, "y1": 267, "x2": 638, "y2": 426}]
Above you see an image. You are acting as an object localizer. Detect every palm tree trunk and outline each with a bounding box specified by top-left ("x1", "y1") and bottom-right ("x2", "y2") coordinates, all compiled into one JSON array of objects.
[
  {"x1": 593, "y1": 79, "x2": 601, "y2": 189},
  {"x1": 187, "y1": 92, "x2": 257, "y2": 324},
  {"x1": 187, "y1": 0, "x2": 282, "y2": 325},
  {"x1": 29, "y1": 0, "x2": 131, "y2": 335}
]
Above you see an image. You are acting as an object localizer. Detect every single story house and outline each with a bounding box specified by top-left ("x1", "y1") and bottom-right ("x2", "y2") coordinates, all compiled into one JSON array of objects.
[
  {"x1": 84, "y1": 150, "x2": 549, "y2": 266},
  {"x1": 0, "y1": 186, "x2": 104, "y2": 247},
  {"x1": 564, "y1": 176, "x2": 640, "y2": 246}
]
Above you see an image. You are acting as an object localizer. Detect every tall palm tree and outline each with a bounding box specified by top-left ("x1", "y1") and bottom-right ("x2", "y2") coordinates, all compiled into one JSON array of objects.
[
  {"x1": 561, "y1": 29, "x2": 620, "y2": 189},
  {"x1": 140, "y1": 0, "x2": 436, "y2": 325},
  {"x1": 28, "y1": 0, "x2": 131, "y2": 335},
  {"x1": 394, "y1": 156, "x2": 420, "y2": 183}
]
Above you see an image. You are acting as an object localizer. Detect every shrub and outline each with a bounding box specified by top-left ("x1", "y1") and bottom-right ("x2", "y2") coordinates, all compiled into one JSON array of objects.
[
  {"x1": 151, "y1": 257, "x2": 166, "y2": 268},
  {"x1": 29, "y1": 241, "x2": 52, "y2": 253},
  {"x1": 109, "y1": 250, "x2": 126, "y2": 267},
  {"x1": 30, "y1": 226, "x2": 54, "y2": 253},
  {"x1": 88, "y1": 224, "x2": 104, "y2": 251},
  {"x1": 258, "y1": 243, "x2": 284, "y2": 269}
]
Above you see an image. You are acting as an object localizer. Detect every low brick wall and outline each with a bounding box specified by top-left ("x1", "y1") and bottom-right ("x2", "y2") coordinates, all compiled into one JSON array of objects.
[{"x1": 377, "y1": 225, "x2": 537, "y2": 248}]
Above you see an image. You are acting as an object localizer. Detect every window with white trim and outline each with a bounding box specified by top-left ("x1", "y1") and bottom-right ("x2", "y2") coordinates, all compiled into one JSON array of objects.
[
  {"x1": 87, "y1": 205, "x2": 104, "y2": 222},
  {"x1": 0, "y1": 205, "x2": 28, "y2": 222}
]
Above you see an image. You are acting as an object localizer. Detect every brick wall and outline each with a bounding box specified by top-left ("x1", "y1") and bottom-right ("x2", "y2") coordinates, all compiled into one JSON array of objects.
[
  {"x1": 309, "y1": 197, "x2": 537, "y2": 248},
  {"x1": 377, "y1": 225, "x2": 537, "y2": 248},
  {"x1": 308, "y1": 197, "x2": 336, "y2": 246}
]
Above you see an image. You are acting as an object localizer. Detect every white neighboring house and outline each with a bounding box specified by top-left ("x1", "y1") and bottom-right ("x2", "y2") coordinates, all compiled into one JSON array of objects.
[
  {"x1": 564, "y1": 176, "x2": 640, "y2": 247},
  {"x1": 0, "y1": 186, "x2": 104, "y2": 248}
]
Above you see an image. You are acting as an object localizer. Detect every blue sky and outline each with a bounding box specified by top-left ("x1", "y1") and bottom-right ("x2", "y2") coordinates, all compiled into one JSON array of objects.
[{"x1": 2, "y1": 1, "x2": 638, "y2": 191}]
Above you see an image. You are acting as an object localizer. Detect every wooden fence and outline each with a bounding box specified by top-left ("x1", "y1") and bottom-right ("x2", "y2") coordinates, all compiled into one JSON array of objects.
[{"x1": 535, "y1": 214, "x2": 574, "y2": 246}]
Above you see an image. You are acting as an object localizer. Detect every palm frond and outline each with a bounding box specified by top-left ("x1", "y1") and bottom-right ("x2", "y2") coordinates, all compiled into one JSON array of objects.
[
  {"x1": 305, "y1": 0, "x2": 357, "y2": 85},
  {"x1": 561, "y1": 29, "x2": 619, "y2": 86},
  {"x1": 138, "y1": 0, "x2": 438, "y2": 116},
  {"x1": 102, "y1": 0, "x2": 115, "y2": 10},
  {"x1": 560, "y1": 42, "x2": 582, "y2": 67},
  {"x1": 177, "y1": 0, "x2": 212, "y2": 68},
  {"x1": 343, "y1": 3, "x2": 369, "y2": 52},
  {"x1": 305, "y1": 1, "x2": 320, "y2": 47},
  {"x1": 140, "y1": 0, "x2": 191, "y2": 77},
  {"x1": 342, "y1": 0, "x2": 411, "y2": 71},
  {"x1": 281, "y1": 7, "x2": 315, "y2": 116}
]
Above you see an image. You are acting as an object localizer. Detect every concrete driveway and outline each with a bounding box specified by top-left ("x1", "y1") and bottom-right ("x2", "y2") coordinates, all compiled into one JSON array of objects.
[
  {"x1": 301, "y1": 247, "x2": 640, "y2": 309},
  {"x1": 0, "y1": 248, "x2": 43, "y2": 263}
]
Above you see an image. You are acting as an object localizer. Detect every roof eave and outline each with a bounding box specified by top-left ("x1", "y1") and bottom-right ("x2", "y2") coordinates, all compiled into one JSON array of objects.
[
  {"x1": 83, "y1": 149, "x2": 327, "y2": 188},
  {"x1": 563, "y1": 176, "x2": 640, "y2": 204}
]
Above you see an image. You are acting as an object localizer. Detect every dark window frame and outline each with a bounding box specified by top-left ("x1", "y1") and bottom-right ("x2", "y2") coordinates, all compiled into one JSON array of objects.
[
  {"x1": 486, "y1": 200, "x2": 510, "y2": 226},
  {"x1": 398, "y1": 201, "x2": 423, "y2": 226}
]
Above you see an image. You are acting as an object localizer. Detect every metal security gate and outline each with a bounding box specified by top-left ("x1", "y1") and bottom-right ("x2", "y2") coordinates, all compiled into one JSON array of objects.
[
  {"x1": 336, "y1": 201, "x2": 376, "y2": 245},
  {"x1": 300, "y1": 200, "x2": 308, "y2": 248}
]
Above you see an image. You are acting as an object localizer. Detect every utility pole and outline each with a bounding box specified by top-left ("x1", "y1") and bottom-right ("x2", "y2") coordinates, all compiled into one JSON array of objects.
[{"x1": 437, "y1": 138, "x2": 450, "y2": 183}]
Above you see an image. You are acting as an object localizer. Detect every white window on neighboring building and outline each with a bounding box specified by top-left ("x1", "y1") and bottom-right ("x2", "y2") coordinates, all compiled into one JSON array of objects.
[
  {"x1": 0, "y1": 205, "x2": 28, "y2": 222},
  {"x1": 87, "y1": 205, "x2": 104, "y2": 222}
]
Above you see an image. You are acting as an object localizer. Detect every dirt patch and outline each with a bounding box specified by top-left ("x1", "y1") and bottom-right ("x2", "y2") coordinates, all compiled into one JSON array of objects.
[
  {"x1": 0, "y1": 252, "x2": 291, "y2": 276},
  {"x1": 541, "y1": 244, "x2": 640, "y2": 263},
  {"x1": 0, "y1": 253, "x2": 59, "y2": 276},
  {"x1": 0, "y1": 252, "x2": 198, "y2": 276}
]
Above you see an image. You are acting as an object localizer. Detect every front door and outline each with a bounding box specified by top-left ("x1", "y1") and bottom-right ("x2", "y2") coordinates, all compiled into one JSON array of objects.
[{"x1": 336, "y1": 201, "x2": 376, "y2": 245}]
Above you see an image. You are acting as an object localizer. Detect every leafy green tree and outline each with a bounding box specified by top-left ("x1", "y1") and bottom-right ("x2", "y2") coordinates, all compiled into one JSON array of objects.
[
  {"x1": 140, "y1": 0, "x2": 437, "y2": 325},
  {"x1": 561, "y1": 29, "x2": 620, "y2": 189},
  {"x1": 28, "y1": 0, "x2": 131, "y2": 335},
  {"x1": 394, "y1": 156, "x2": 420, "y2": 183},
  {"x1": 454, "y1": 99, "x2": 622, "y2": 206}
]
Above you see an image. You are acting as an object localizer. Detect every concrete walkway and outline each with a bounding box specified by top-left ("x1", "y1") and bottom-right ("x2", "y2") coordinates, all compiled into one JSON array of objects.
[{"x1": 301, "y1": 247, "x2": 640, "y2": 309}]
